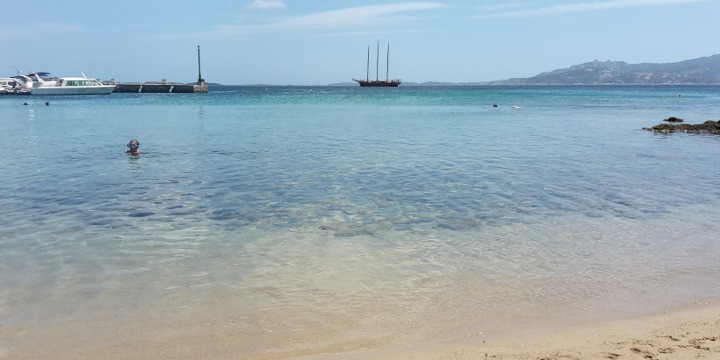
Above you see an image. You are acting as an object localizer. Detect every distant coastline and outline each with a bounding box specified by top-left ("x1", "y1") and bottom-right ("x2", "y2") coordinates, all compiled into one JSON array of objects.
[
  {"x1": 483, "y1": 54, "x2": 720, "y2": 86},
  {"x1": 213, "y1": 83, "x2": 720, "y2": 87},
  {"x1": 308, "y1": 54, "x2": 720, "y2": 87}
]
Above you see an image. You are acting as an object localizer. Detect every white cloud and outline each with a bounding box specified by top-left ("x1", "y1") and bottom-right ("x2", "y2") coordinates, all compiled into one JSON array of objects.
[
  {"x1": 248, "y1": 0, "x2": 286, "y2": 10},
  {"x1": 33, "y1": 22, "x2": 84, "y2": 33},
  {"x1": 474, "y1": 3, "x2": 523, "y2": 12},
  {"x1": 157, "y1": 2, "x2": 449, "y2": 39},
  {"x1": 146, "y1": 0, "x2": 449, "y2": 40},
  {"x1": 269, "y1": 3, "x2": 448, "y2": 30},
  {"x1": 0, "y1": 22, "x2": 82, "y2": 39},
  {"x1": 473, "y1": 0, "x2": 707, "y2": 19}
]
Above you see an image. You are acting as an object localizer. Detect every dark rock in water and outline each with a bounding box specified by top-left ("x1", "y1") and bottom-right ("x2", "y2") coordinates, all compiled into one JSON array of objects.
[
  {"x1": 643, "y1": 120, "x2": 720, "y2": 134},
  {"x1": 664, "y1": 116, "x2": 684, "y2": 123},
  {"x1": 129, "y1": 211, "x2": 155, "y2": 217}
]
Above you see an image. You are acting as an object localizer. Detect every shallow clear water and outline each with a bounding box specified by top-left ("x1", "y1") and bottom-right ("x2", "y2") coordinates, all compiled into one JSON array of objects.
[{"x1": 2, "y1": 86, "x2": 720, "y2": 358}]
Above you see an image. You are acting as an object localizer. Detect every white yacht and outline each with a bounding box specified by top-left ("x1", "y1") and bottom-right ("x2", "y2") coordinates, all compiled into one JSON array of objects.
[
  {"x1": 25, "y1": 72, "x2": 115, "y2": 95},
  {"x1": 9, "y1": 72, "x2": 114, "y2": 95}
]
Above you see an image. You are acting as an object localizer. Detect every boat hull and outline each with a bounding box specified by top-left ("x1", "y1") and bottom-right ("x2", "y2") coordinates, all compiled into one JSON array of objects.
[
  {"x1": 30, "y1": 85, "x2": 116, "y2": 95},
  {"x1": 353, "y1": 80, "x2": 401, "y2": 87}
]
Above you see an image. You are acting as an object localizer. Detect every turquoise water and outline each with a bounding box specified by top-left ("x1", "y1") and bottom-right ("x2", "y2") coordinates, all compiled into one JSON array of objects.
[{"x1": 2, "y1": 86, "x2": 720, "y2": 358}]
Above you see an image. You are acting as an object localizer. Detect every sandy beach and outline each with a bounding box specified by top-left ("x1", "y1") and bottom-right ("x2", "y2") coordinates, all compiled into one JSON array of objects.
[
  {"x1": 5, "y1": 301, "x2": 715, "y2": 359},
  {"x1": 302, "y1": 302, "x2": 720, "y2": 360}
]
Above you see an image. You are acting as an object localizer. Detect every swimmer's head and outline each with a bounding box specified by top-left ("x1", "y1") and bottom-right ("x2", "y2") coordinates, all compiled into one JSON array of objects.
[{"x1": 127, "y1": 139, "x2": 140, "y2": 150}]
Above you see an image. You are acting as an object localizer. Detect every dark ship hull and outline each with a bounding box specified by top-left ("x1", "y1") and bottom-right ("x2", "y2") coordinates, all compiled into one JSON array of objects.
[{"x1": 353, "y1": 79, "x2": 401, "y2": 87}]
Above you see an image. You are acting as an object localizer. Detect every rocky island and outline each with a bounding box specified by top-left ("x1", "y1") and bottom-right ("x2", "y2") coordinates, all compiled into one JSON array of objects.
[{"x1": 644, "y1": 117, "x2": 720, "y2": 134}]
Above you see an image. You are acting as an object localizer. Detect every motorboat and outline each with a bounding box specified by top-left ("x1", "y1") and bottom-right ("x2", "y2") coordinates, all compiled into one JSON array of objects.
[
  {"x1": 24, "y1": 72, "x2": 115, "y2": 95},
  {"x1": 0, "y1": 77, "x2": 23, "y2": 94},
  {"x1": 31, "y1": 77, "x2": 116, "y2": 95}
]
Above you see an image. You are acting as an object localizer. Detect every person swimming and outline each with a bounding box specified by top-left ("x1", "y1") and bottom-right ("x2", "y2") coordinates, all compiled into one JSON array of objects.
[{"x1": 126, "y1": 139, "x2": 141, "y2": 155}]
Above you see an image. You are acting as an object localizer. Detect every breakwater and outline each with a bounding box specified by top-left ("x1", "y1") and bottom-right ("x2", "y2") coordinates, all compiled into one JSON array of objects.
[{"x1": 113, "y1": 81, "x2": 208, "y2": 93}]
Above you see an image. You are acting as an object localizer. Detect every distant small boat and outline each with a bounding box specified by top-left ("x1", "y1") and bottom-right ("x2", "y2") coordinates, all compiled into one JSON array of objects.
[
  {"x1": 353, "y1": 42, "x2": 401, "y2": 87},
  {"x1": 1, "y1": 77, "x2": 28, "y2": 95},
  {"x1": 16, "y1": 72, "x2": 115, "y2": 95}
]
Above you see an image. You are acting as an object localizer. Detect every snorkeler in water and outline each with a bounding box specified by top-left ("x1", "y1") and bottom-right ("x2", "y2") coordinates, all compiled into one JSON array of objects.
[{"x1": 126, "y1": 139, "x2": 141, "y2": 155}]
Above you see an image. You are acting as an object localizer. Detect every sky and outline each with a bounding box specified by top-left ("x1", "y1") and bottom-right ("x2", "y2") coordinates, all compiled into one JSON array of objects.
[{"x1": 2, "y1": 0, "x2": 718, "y2": 85}]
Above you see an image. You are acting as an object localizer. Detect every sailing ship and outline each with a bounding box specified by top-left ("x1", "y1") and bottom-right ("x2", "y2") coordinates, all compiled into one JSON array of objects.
[{"x1": 353, "y1": 41, "x2": 401, "y2": 87}]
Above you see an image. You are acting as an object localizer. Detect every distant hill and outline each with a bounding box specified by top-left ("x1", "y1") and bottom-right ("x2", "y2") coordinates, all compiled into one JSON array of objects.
[
  {"x1": 487, "y1": 54, "x2": 720, "y2": 85},
  {"x1": 238, "y1": 54, "x2": 720, "y2": 86}
]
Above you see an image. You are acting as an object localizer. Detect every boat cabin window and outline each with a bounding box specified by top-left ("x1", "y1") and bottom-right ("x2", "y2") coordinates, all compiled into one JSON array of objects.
[{"x1": 64, "y1": 79, "x2": 99, "y2": 86}]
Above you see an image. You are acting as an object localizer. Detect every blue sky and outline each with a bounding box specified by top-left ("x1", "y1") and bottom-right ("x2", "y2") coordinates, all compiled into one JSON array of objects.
[{"x1": 2, "y1": 0, "x2": 718, "y2": 85}]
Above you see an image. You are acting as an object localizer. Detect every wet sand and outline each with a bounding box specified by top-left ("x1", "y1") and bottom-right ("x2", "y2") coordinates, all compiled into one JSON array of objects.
[{"x1": 5, "y1": 302, "x2": 717, "y2": 359}]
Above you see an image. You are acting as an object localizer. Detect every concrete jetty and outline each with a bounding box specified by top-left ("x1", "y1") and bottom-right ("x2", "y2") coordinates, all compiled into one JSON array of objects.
[
  {"x1": 112, "y1": 45, "x2": 208, "y2": 94},
  {"x1": 112, "y1": 80, "x2": 208, "y2": 93}
]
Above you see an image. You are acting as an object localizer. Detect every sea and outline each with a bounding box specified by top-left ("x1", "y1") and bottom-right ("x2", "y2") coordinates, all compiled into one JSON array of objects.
[{"x1": 1, "y1": 85, "x2": 720, "y2": 358}]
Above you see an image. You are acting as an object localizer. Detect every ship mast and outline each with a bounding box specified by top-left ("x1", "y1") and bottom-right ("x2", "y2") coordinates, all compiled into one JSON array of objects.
[
  {"x1": 386, "y1": 43, "x2": 390, "y2": 81},
  {"x1": 366, "y1": 45, "x2": 370, "y2": 82},
  {"x1": 375, "y1": 41, "x2": 380, "y2": 81}
]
